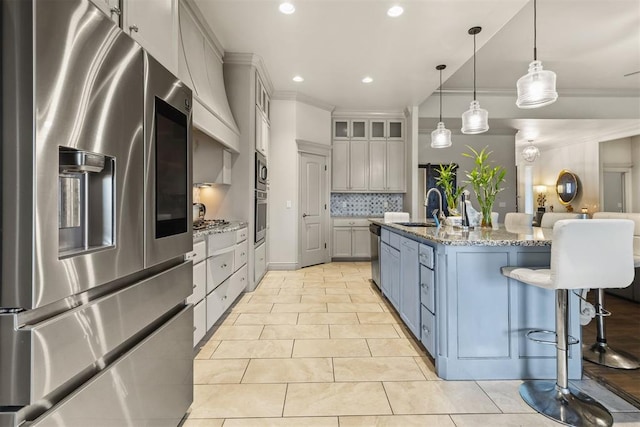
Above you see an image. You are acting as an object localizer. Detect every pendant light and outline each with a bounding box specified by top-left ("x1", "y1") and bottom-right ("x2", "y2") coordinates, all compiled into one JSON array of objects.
[
  {"x1": 522, "y1": 139, "x2": 540, "y2": 162},
  {"x1": 431, "y1": 64, "x2": 452, "y2": 148},
  {"x1": 516, "y1": 0, "x2": 558, "y2": 108},
  {"x1": 461, "y1": 26, "x2": 489, "y2": 134}
]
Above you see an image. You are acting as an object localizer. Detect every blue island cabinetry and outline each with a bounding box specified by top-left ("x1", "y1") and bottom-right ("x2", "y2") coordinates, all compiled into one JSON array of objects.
[{"x1": 377, "y1": 223, "x2": 582, "y2": 381}]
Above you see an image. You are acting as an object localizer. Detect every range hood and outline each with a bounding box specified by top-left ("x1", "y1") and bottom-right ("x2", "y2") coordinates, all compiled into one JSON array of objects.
[{"x1": 178, "y1": 1, "x2": 240, "y2": 152}]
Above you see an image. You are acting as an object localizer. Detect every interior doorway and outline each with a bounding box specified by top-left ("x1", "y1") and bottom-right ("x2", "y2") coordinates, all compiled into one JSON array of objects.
[
  {"x1": 418, "y1": 163, "x2": 461, "y2": 218},
  {"x1": 602, "y1": 168, "x2": 632, "y2": 213}
]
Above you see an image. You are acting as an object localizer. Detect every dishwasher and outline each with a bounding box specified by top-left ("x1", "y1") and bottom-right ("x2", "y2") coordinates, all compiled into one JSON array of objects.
[{"x1": 369, "y1": 223, "x2": 381, "y2": 288}]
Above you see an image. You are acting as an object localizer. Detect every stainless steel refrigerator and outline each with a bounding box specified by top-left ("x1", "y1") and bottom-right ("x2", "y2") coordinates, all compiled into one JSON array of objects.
[{"x1": 1, "y1": 0, "x2": 194, "y2": 425}]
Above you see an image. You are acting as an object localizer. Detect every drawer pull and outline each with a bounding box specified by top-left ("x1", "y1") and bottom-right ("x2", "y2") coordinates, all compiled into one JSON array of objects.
[
  {"x1": 221, "y1": 264, "x2": 227, "y2": 268},
  {"x1": 241, "y1": 252, "x2": 245, "y2": 256}
]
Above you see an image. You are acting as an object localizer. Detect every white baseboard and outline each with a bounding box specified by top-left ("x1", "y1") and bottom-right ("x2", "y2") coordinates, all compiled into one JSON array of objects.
[{"x1": 267, "y1": 262, "x2": 299, "y2": 271}]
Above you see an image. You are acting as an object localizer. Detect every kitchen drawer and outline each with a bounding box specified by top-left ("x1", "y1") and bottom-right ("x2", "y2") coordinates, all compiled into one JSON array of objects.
[
  {"x1": 193, "y1": 299, "x2": 206, "y2": 347},
  {"x1": 228, "y1": 265, "x2": 248, "y2": 304},
  {"x1": 234, "y1": 240, "x2": 248, "y2": 271},
  {"x1": 381, "y1": 228, "x2": 390, "y2": 244},
  {"x1": 186, "y1": 239, "x2": 206, "y2": 264},
  {"x1": 187, "y1": 260, "x2": 206, "y2": 305},
  {"x1": 206, "y1": 279, "x2": 229, "y2": 330},
  {"x1": 420, "y1": 265, "x2": 435, "y2": 314},
  {"x1": 419, "y1": 244, "x2": 434, "y2": 269},
  {"x1": 207, "y1": 231, "x2": 236, "y2": 256},
  {"x1": 333, "y1": 218, "x2": 370, "y2": 227},
  {"x1": 236, "y1": 227, "x2": 248, "y2": 243},
  {"x1": 207, "y1": 249, "x2": 234, "y2": 293},
  {"x1": 421, "y1": 305, "x2": 436, "y2": 358},
  {"x1": 389, "y1": 231, "x2": 400, "y2": 250}
]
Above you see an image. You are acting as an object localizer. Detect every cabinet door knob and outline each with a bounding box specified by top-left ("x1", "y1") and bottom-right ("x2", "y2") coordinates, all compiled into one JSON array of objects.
[
  {"x1": 110, "y1": 6, "x2": 121, "y2": 16},
  {"x1": 129, "y1": 25, "x2": 139, "y2": 32}
]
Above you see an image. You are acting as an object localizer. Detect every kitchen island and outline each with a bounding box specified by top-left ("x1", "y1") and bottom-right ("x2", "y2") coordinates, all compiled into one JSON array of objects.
[{"x1": 374, "y1": 220, "x2": 583, "y2": 381}]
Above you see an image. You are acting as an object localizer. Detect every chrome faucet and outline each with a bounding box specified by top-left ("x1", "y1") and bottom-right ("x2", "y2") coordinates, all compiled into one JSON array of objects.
[{"x1": 425, "y1": 187, "x2": 446, "y2": 223}]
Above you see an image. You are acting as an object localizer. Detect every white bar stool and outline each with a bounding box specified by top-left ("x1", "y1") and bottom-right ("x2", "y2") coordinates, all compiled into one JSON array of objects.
[
  {"x1": 501, "y1": 219, "x2": 635, "y2": 427},
  {"x1": 584, "y1": 212, "x2": 640, "y2": 369}
]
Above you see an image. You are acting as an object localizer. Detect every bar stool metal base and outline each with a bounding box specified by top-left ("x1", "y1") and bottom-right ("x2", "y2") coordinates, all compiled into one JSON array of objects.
[
  {"x1": 583, "y1": 342, "x2": 640, "y2": 370},
  {"x1": 520, "y1": 381, "x2": 613, "y2": 427}
]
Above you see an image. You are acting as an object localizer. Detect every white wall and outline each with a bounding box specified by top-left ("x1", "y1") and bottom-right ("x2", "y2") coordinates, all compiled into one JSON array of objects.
[
  {"x1": 418, "y1": 133, "x2": 517, "y2": 220},
  {"x1": 600, "y1": 137, "x2": 632, "y2": 166},
  {"x1": 531, "y1": 140, "x2": 600, "y2": 213},
  {"x1": 632, "y1": 136, "x2": 640, "y2": 212},
  {"x1": 268, "y1": 99, "x2": 332, "y2": 269}
]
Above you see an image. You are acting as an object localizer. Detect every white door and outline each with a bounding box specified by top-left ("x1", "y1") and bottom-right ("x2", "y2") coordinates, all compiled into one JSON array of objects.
[{"x1": 300, "y1": 153, "x2": 327, "y2": 268}]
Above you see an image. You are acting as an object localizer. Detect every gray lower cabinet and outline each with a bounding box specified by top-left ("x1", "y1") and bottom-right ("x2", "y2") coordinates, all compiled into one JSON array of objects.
[
  {"x1": 399, "y1": 237, "x2": 420, "y2": 338},
  {"x1": 379, "y1": 225, "x2": 582, "y2": 380},
  {"x1": 380, "y1": 240, "x2": 400, "y2": 310},
  {"x1": 419, "y1": 244, "x2": 436, "y2": 357}
]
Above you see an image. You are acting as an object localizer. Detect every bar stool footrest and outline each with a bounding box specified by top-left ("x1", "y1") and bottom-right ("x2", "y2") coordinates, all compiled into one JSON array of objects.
[{"x1": 526, "y1": 329, "x2": 579, "y2": 346}]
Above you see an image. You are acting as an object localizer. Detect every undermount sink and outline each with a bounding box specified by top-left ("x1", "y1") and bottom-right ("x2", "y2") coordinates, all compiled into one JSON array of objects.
[{"x1": 396, "y1": 221, "x2": 438, "y2": 227}]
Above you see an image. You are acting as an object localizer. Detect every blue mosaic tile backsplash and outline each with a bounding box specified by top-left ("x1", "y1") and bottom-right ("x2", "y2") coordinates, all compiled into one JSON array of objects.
[{"x1": 331, "y1": 193, "x2": 404, "y2": 216}]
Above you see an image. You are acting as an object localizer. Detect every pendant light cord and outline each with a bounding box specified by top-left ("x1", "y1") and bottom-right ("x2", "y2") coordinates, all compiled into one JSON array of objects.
[
  {"x1": 472, "y1": 32, "x2": 477, "y2": 101},
  {"x1": 439, "y1": 69, "x2": 443, "y2": 122},
  {"x1": 533, "y1": 0, "x2": 537, "y2": 60}
]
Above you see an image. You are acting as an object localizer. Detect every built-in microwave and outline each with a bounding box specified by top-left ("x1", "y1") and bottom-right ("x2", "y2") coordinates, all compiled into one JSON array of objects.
[
  {"x1": 255, "y1": 189, "x2": 267, "y2": 244},
  {"x1": 144, "y1": 53, "x2": 193, "y2": 267},
  {"x1": 255, "y1": 151, "x2": 267, "y2": 190}
]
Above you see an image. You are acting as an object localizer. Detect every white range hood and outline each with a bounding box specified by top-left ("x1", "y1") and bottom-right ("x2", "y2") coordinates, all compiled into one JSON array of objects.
[{"x1": 178, "y1": 1, "x2": 240, "y2": 152}]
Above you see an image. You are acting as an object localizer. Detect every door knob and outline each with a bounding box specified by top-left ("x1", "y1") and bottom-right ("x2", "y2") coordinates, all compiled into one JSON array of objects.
[
  {"x1": 129, "y1": 25, "x2": 139, "y2": 32},
  {"x1": 302, "y1": 213, "x2": 309, "y2": 218}
]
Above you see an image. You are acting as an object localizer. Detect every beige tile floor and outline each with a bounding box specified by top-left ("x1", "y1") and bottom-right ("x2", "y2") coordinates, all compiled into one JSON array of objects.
[{"x1": 184, "y1": 262, "x2": 640, "y2": 427}]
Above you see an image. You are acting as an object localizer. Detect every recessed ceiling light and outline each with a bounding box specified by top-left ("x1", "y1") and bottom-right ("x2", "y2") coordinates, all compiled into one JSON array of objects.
[
  {"x1": 279, "y1": 2, "x2": 295, "y2": 14},
  {"x1": 362, "y1": 76, "x2": 373, "y2": 84},
  {"x1": 387, "y1": 5, "x2": 403, "y2": 17},
  {"x1": 293, "y1": 75, "x2": 304, "y2": 82}
]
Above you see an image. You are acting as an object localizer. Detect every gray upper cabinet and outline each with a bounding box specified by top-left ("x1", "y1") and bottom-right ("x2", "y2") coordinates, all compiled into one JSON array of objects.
[
  {"x1": 369, "y1": 119, "x2": 404, "y2": 140},
  {"x1": 333, "y1": 119, "x2": 367, "y2": 140}
]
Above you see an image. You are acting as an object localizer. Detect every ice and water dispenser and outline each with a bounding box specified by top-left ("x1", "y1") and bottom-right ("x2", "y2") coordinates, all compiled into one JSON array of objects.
[{"x1": 58, "y1": 147, "x2": 115, "y2": 257}]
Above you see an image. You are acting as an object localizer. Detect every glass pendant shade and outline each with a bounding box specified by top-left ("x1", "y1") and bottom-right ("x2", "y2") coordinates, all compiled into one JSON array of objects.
[
  {"x1": 431, "y1": 122, "x2": 452, "y2": 148},
  {"x1": 522, "y1": 143, "x2": 540, "y2": 162},
  {"x1": 516, "y1": 60, "x2": 558, "y2": 108},
  {"x1": 461, "y1": 100, "x2": 489, "y2": 134}
]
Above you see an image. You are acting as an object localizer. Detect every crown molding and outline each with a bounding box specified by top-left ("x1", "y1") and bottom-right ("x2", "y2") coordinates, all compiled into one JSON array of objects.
[
  {"x1": 332, "y1": 109, "x2": 405, "y2": 118},
  {"x1": 223, "y1": 52, "x2": 274, "y2": 94},
  {"x1": 296, "y1": 139, "x2": 332, "y2": 156},
  {"x1": 436, "y1": 88, "x2": 640, "y2": 98},
  {"x1": 271, "y1": 91, "x2": 335, "y2": 112}
]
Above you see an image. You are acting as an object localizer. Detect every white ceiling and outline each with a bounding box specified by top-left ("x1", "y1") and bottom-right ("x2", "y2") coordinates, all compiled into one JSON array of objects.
[
  {"x1": 193, "y1": 0, "x2": 529, "y2": 110},
  {"x1": 194, "y1": 0, "x2": 640, "y2": 147}
]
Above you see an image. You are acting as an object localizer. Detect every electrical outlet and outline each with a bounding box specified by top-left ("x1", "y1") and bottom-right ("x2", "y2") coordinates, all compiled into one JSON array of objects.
[
  {"x1": 383, "y1": 201, "x2": 389, "y2": 208},
  {"x1": 286, "y1": 200, "x2": 292, "y2": 209},
  {"x1": 499, "y1": 202, "x2": 506, "y2": 208},
  {"x1": 342, "y1": 202, "x2": 347, "y2": 208}
]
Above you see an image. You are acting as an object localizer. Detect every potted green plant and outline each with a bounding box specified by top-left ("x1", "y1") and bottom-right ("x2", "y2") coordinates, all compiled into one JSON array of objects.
[
  {"x1": 435, "y1": 163, "x2": 465, "y2": 216},
  {"x1": 462, "y1": 146, "x2": 506, "y2": 227}
]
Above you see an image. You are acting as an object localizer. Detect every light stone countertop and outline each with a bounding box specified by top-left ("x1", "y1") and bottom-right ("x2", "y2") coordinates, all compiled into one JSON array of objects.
[
  {"x1": 193, "y1": 220, "x2": 248, "y2": 239},
  {"x1": 371, "y1": 219, "x2": 553, "y2": 247}
]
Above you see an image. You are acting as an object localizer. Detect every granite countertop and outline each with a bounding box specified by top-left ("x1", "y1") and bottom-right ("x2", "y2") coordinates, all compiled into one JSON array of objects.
[
  {"x1": 193, "y1": 220, "x2": 248, "y2": 239},
  {"x1": 371, "y1": 219, "x2": 553, "y2": 247}
]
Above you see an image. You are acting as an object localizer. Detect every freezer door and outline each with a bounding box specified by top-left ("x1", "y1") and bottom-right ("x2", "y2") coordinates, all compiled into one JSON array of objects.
[
  {"x1": 0, "y1": 262, "x2": 191, "y2": 409},
  {"x1": 30, "y1": 306, "x2": 193, "y2": 427}
]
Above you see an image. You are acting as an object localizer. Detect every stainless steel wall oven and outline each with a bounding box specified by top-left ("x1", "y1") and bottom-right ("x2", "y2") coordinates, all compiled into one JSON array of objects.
[
  {"x1": 255, "y1": 189, "x2": 267, "y2": 244},
  {"x1": 255, "y1": 151, "x2": 268, "y2": 191}
]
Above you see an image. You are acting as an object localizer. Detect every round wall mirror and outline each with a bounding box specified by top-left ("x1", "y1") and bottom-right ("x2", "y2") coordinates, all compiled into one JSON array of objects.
[{"x1": 556, "y1": 170, "x2": 579, "y2": 206}]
